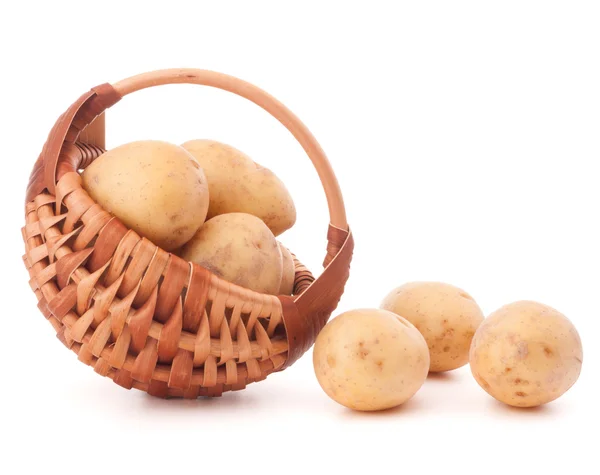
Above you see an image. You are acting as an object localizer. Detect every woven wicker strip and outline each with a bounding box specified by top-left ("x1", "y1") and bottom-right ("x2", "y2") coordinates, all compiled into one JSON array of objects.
[{"x1": 23, "y1": 69, "x2": 353, "y2": 398}]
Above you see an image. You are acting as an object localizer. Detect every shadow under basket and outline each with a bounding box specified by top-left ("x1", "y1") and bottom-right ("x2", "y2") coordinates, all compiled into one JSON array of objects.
[{"x1": 22, "y1": 69, "x2": 353, "y2": 398}]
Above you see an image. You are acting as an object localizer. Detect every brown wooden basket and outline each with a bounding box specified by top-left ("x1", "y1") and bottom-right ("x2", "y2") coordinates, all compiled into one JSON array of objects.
[{"x1": 22, "y1": 69, "x2": 353, "y2": 398}]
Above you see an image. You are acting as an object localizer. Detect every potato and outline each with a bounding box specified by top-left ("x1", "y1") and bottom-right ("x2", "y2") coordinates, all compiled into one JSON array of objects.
[
  {"x1": 313, "y1": 309, "x2": 430, "y2": 411},
  {"x1": 179, "y1": 213, "x2": 282, "y2": 294},
  {"x1": 182, "y1": 140, "x2": 296, "y2": 236},
  {"x1": 381, "y1": 282, "x2": 484, "y2": 372},
  {"x1": 279, "y1": 243, "x2": 295, "y2": 295},
  {"x1": 470, "y1": 301, "x2": 583, "y2": 408},
  {"x1": 82, "y1": 140, "x2": 209, "y2": 251}
]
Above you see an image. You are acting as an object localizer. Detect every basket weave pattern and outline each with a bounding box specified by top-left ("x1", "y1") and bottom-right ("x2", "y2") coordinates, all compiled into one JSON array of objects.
[{"x1": 22, "y1": 69, "x2": 353, "y2": 398}]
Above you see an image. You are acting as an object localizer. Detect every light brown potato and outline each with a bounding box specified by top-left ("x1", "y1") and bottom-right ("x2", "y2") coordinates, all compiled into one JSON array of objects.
[
  {"x1": 179, "y1": 213, "x2": 282, "y2": 294},
  {"x1": 182, "y1": 139, "x2": 296, "y2": 236},
  {"x1": 278, "y1": 243, "x2": 295, "y2": 295},
  {"x1": 82, "y1": 140, "x2": 209, "y2": 251},
  {"x1": 381, "y1": 282, "x2": 484, "y2": 372},
  {"x1": 313, "y1": 309, "x2": 430, "y2": 411},
  {"x1": 470, "y1": 301, "x2": 583, "y2": 408}
]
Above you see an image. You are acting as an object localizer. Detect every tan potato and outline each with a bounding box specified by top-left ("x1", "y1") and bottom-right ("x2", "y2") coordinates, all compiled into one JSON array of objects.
[
  {"x1": 278, "y1": 243, "x2": 295, "y2": 295},
  {"x1": 82, "y1": 140, "x2": 209, "y2": 251},
  {"x1": 180, "y1": 213, "x2": 282, "y2": 294},
  {"x1": 313, "y1": 309, "x2": 430, "y2": 411},
  {"x1": 470, "y1": 301, "x2": 583, "y2": 408},
  {"x1": 381, "y1": 282, "x2": 484, "y2": 372},
  {"x1": 182, "y1": 139, "x2": 296, "y2": 236}
]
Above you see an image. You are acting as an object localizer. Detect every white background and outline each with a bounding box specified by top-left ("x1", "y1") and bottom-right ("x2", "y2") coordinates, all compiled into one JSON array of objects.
[{"x1": 1, "y1": 1, "x2": 599, "y2": 474}]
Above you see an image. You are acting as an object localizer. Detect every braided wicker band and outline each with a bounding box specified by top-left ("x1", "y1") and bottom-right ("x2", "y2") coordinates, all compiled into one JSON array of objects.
[{"x1": 23, "y1": 69, "x2": 353, "y2": 397}]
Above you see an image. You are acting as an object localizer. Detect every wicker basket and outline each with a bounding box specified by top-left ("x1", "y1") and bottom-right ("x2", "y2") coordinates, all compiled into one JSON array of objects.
[{"x1": 22, "y1": 69, "x2": 353, "y2": 398}]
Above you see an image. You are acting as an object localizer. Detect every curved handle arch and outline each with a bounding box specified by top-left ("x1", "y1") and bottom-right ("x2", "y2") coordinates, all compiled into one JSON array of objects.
[{"x1": 113, "y1": 68, "x2": 347, "y2": 231}]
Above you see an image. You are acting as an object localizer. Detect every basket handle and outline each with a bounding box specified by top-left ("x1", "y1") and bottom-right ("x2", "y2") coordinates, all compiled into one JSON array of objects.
[{"x1": 112, "y1": 69, "x2": 348, "y2": 232}]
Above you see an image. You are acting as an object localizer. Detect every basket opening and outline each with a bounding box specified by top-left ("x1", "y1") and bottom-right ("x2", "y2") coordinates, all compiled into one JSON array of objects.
[
  {"x1": 180, "y1": 284, "x2": 188, "y2": 306},
  {"x1": 86, "y1": 234, "x2": 99, "y2": 250},
  {"x1": 240, "y1": 311, "x2": 251, "y2": 329},
  {"x1": 224, "y1": 305, "x2": 233, "y2": 325},
  {"x1": 256, "y1": 317, "x2": 270, "y2": 334},
  {"x1": 273, "y1": 322, "x2": 286, "y2": 339}
]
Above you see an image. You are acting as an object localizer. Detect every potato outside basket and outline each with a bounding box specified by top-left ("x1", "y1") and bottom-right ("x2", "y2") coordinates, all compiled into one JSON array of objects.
[{"x1": 22, "y1": 68, "x2": 354, "y2": 398}]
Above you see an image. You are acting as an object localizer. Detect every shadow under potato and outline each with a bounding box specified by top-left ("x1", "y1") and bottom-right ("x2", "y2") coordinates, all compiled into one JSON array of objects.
[
  {"x1": 338, "y1": 394, "x2": 427, "y2": 419},
  {"x1": 427, "y1": 371, "x2": 460, "y2": 382},
  {"x1": 488, "y1": 399, "x2": 559, "y2": 417}
]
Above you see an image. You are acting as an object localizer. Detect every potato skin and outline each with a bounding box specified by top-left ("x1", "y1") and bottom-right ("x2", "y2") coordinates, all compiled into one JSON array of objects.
[
  {"x1": 179, "y1": 213, "x2": 283, "y2": 294},
  {"x1": 381, "y1": 282, "x2": 484, "y2": 372},
  {"x1": 182, "y1": 140, "x2": 296, "y2": 236},
  {"x1": 278, "y1": 243, "x2": 295, "y2": 295},
  {"x1": 470, "y1": 301, "x2": 583, "y2": 408},
  {"x1": 313, "y1": 309, "x2": 430, "y2": 411},
  {"x1": 82, "y1": 140, "x2": 209, "y2": 251}
]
